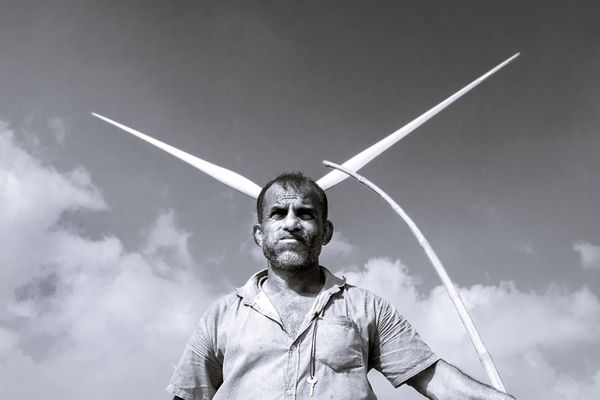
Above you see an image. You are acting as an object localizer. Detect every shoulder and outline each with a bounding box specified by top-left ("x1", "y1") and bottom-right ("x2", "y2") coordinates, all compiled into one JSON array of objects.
[
  {"x1": 322, "y1": 267, "x2": 394, "y2": 309},
  {"x1": 337, "y1": 282, "x2": 409, "y2": 330},
  {"x1": 196, "y1": 269, "x2": 266, "y2": 328},
  {"x1": 199, "y1": 291, "x2": 243, "y2": 323},
  {"x1": 187, "y1": 291, "x2": 243, "y2": 350},
  {"x1": 341, "y1": 283, "x2": 395, "y2": 310},
  {"x1": 328, "y1": 282, "x2": 399, "y2": 322}
]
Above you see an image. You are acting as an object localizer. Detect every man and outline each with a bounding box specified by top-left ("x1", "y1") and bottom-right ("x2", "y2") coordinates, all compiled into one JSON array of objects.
[{"x1": 167, "y1": 172, "x2": 515, "y2": 400}]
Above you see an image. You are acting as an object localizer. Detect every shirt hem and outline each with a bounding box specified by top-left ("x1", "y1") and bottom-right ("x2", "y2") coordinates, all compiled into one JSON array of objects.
[
  {"x1": 390, "y1": 355, "x2": 441, "y2": 388},
  {"x1": 165, "y1": 384, "x2": 193, "y2": 400}
]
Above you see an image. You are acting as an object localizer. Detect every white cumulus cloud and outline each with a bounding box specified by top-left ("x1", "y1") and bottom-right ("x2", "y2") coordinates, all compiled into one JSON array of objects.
[
  {"x1": 322, "y1": 231, "x2": 355, "y2": 257},
  {"x1": 0, "y1": 121, "x2": 220, "y2": 400},
  {"x1": 338, "y1": 258, "x2": 600, "y2": 400},
  {"x1": 2, "y1": 119, "x2": 599, "y2": 400},
  {"x1": 0, "y1": 122, "x2": 106, "y2": 305},
  {"x1": 573, "y1": 241, "x2": 600, "y2": 270}
]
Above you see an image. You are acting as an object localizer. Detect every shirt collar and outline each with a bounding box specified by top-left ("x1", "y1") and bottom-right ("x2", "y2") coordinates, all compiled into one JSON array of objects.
[{"x1": 234, "y1": 266, "x2": 346, "y2": 307}]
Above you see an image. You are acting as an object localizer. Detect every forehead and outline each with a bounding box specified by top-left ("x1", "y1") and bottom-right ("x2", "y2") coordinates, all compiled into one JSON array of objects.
[{"x1": 262, "y1": 183, "x2": 322, "y2": 209}]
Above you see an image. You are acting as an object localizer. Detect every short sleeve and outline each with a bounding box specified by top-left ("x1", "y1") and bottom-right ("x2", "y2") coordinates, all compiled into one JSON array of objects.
[
  {"x1": 166, "y1": 309, "x2": 223, "y2": 400},
  {"x1": 368, "y1": 296, "x2": 440, "y2": 387}
]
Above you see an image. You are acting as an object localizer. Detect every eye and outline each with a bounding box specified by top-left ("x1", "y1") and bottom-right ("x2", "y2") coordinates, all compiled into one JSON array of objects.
[
  {"x1": 297, "y1": 209, "x2": 315, "y2": 220},
  {"x1": 269, "y1": 208, "x2": 286, "y2": 219}
]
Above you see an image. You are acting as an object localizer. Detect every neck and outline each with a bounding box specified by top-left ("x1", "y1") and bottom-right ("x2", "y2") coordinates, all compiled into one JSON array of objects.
[{"x1": 265, "y1": 263, "x2": 324, "y2": 296}]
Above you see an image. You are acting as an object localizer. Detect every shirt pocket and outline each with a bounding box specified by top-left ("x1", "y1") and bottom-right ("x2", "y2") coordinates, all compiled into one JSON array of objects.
[{"x1": 315, "y1": 316, "x2": 364, "y2": 372}]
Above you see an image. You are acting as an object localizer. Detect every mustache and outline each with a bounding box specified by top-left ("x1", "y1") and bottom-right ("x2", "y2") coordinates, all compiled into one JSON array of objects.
[{"x1": 278, "y1": 234, "x2": 307, "y2": 243}]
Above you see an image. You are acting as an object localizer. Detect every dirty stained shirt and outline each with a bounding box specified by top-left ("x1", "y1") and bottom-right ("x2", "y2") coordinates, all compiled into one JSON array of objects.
[{"x1": 167, "y1": 267, "x2": 439, "y2": 400}]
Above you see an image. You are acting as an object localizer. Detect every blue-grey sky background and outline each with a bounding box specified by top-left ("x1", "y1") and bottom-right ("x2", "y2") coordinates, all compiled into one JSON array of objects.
[{"x1": 1, "y1": 1, "x2": 599, "y2": 399}]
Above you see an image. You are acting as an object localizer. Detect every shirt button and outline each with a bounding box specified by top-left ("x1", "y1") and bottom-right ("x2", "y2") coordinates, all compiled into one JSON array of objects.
[
  {"x1": 290, "y1": 345, "x2": 297, "y2": 351},
  {"x1": 286, "y1": 389, "x2": 294, "y2": 395}
]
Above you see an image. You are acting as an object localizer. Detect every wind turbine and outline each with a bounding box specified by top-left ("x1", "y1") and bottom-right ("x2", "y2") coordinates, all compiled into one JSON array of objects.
[
  {"x1": 92, "y1": 53, "x2": 520, "y2": 392},
  {"x1": 92, "y1": 53, "x2": 519, "y2": 198}
]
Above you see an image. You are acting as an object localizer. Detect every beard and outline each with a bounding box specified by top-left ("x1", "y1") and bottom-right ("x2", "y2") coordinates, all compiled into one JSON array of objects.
[{"x1": 262, "y1": 240, "x2": 321, "y2": 271}]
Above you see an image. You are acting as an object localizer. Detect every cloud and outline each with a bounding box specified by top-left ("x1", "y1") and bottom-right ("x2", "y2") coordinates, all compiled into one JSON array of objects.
[
  {"x1": 47, "y1": 117, "x2": 69, "y2": 145},
  {"x1": 240, "y1": 237, "x2": 265, "y2": 263},
  {"x1": 142, "y1": 209, "x2": 194, "y2": 276},
  {"x1": 0, "y1": 122, "x2": 106, "y2": 304},
  {"x1": 2, "y1": 119, "x2": 598, "y2": 400},
  {"x1": 337, "y1": 258, "x2": 600, "y2": 400},
  {"x1": 573, "y1": 241, "x2": 600, "y2": 270},
  {"x1": 322, "y1": 231, "x2": 355, "y2": 257},
  {"x1": 0, "y1": 122, "x2": 220, "y2": 399},
  {"x1": 554, "y1": 369, "x2": 600, "y2": 399}
]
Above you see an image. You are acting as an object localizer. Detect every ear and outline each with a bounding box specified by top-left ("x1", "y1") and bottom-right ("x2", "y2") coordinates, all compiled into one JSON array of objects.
[
  {"x1": 321, "y1": 220, "x2": 334, "y2": 246},
  {"x1": 252, "y1": 224, "x2": 263, "y2": 247}
]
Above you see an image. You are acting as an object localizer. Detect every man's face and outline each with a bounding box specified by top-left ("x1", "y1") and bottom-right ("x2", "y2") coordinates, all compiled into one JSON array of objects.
[{"x1": 253, "y1": 183, "x2": 333, "y2": 271}]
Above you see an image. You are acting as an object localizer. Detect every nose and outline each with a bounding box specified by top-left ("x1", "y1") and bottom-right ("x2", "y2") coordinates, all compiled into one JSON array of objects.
[{"x1": 283, "y1": 209, "x2": 300, "y2": 231}]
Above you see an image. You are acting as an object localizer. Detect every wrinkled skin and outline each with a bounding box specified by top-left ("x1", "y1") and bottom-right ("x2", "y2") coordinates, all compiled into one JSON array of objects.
[{"x1": 253, "y1": 183, "x2": 333, "y2": 272}]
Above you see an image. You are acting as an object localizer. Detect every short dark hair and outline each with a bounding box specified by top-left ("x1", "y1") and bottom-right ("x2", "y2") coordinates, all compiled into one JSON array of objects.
[{"x1": 256, "y1": 172, "x2": 328, "y2": 222}]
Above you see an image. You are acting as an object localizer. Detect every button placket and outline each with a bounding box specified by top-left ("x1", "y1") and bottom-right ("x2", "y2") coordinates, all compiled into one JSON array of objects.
[{"x1": 285, "y1": 340, "x2": 300, "y2": 399}]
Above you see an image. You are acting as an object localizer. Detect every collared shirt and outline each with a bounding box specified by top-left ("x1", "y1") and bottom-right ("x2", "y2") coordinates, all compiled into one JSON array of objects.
[{"x1": 167, "y1": 267, "x2": 439, "y2": 400}]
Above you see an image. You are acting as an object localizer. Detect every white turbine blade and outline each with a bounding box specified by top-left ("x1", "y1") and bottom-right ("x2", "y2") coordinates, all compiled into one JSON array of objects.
[
  {"x1": 317, "y1": 53, "x2": 520, "y2": 190},
  {"x1": 91, "y1": 113, "x2": 262, "y2": 199},
  {"x1": 322, "y1": 160, "x2": 507, "y2": 392}
]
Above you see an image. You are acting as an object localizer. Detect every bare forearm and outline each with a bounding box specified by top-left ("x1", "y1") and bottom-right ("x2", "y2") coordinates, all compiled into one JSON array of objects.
[{"x1": 408, "y1": 360, "x2": 515, "y2": 400}]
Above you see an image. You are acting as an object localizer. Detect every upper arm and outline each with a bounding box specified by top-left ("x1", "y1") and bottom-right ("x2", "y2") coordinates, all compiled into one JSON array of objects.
[
  {"x1": 166, "y1": 305, "x2": 225, "y2": 400},
  {"x1": 406, "y1": 359, "x2": 515, "y2": 400},
  {"x1": 368, "y1": 295, "x2": 439, "y2": 387}
]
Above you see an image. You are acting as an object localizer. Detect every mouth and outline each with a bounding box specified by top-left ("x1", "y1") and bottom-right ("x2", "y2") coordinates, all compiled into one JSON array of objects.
[{"x1": 278, "y1": 236, "x2": 304, "y2": 244}]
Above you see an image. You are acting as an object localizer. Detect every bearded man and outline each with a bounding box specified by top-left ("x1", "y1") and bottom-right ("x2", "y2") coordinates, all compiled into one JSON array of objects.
[{"x1": 167, "y1": 172, "x2": 515, "y2": 400}]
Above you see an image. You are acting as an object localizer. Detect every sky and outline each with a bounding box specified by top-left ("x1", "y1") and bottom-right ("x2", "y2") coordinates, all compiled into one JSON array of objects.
[{"x1": 1, "y1": 1, "x2": 599, "y2": 399}]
